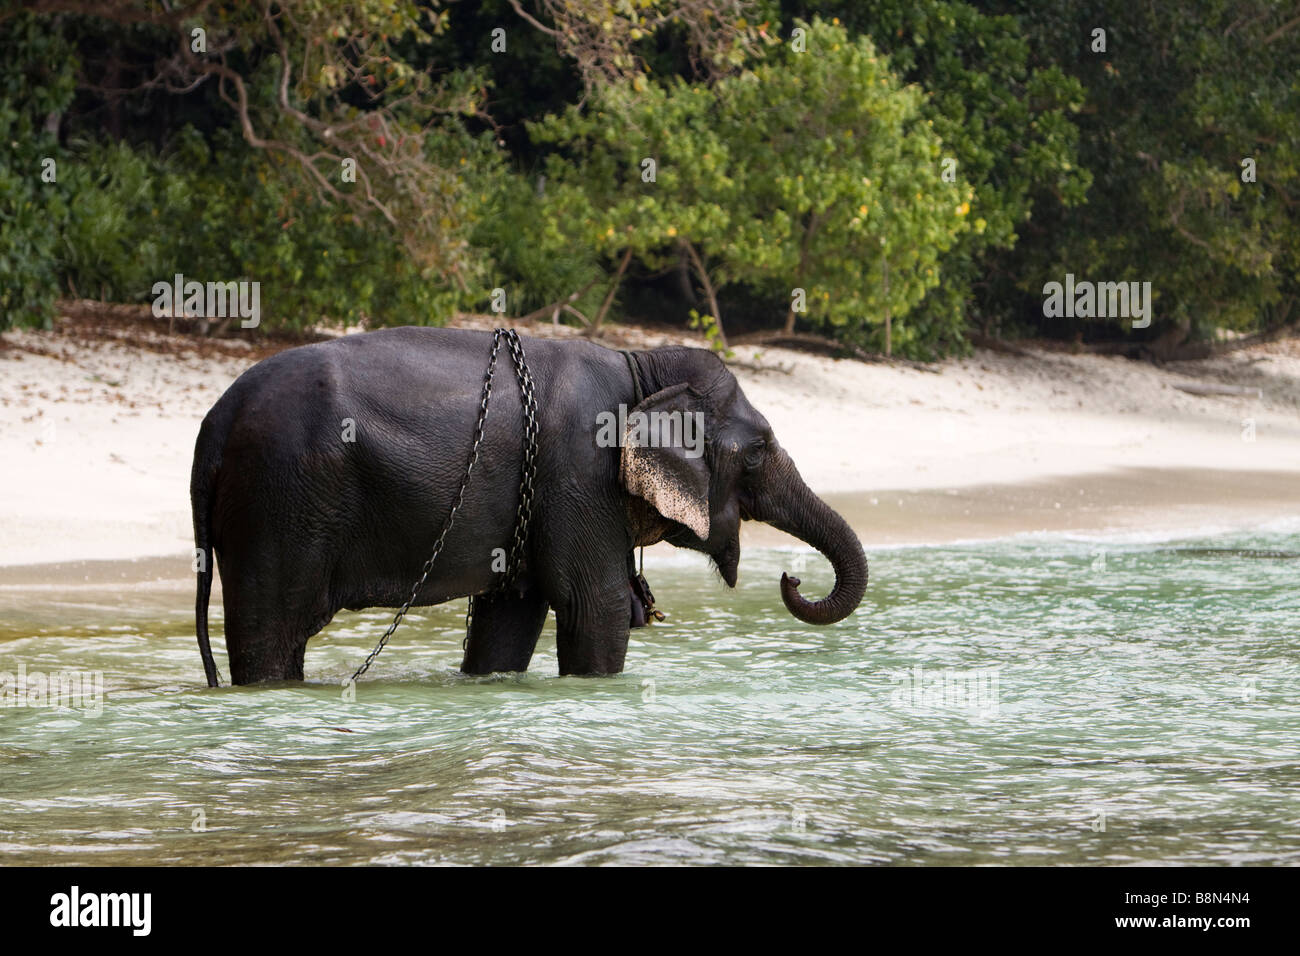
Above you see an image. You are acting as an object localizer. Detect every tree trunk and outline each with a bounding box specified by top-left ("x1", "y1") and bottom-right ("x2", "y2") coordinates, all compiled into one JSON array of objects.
[
  {"x1": 882, "y1": 255, "x2": 891, "y2": 358},
  {"x1": 681, "y1": 239, "x2": 726, "y2": 349},
  {"x1": 586, "y1": 245, "x2": 634, "y2": 337},
  {"x1": 783, "y1": 212, "x2": 821, "y2": 335}
]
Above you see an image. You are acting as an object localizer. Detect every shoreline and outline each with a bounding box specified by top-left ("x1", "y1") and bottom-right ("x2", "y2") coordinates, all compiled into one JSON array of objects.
[
  {"x1": 2, "y1": 467, "x2": 1295, "y2": 592},
  {"x1": 3, "y1": 308, "x2": 1299, "y2": 571}
]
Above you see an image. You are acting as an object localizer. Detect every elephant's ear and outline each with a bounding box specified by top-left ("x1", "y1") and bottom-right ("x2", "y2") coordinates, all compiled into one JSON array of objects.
[{"x1": 619, "y1": 382, "x2": 711, "y2": 540}]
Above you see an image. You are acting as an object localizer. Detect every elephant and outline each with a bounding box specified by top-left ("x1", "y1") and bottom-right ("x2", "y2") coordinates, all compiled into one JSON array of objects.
[{"x1": 191, "y1": 327, "x2": 868, "y2": 685}]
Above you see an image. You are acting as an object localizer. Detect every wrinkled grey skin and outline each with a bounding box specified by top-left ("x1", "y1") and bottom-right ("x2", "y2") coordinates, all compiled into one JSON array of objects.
[{"x1": 192, "y1": 328, "x2": 867, "y2": 685}]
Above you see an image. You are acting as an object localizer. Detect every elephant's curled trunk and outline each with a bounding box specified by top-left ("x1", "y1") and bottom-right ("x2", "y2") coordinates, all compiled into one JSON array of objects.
[{"x1": 757, "y1": 450, "x2": 868, "y2": 625}]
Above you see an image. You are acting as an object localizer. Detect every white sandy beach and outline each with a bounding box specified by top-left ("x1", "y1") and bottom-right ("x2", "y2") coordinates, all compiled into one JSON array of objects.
[{"x1": 2, "y1": 306, "x2": 1299, "y2": 569}]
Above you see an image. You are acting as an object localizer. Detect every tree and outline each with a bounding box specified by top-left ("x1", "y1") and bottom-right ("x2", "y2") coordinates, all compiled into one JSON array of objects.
[
  {"x1": 780, "y1": 2, "x2": 1091, "y2": 352},
  {"x1": 532, "y1": 18, "x2": 970, "y2": 356},
  {"x1": 1003, "y1": 0, "x2": 1300, "y2": 349},
  {"x1": 718, "y1": 18, "x2": 970, "y2": 353},
  {"x1": 530, "y1": 76, "x2": 737, "y2": 338}
]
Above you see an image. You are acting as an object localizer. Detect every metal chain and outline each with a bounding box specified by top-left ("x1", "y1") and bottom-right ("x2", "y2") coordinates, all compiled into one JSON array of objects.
[
  {"x1": 502, "y1": 332, "x2": 539, "y2": 586},
  {"x1": 350, "y1": 330, "x2": 502, "y2": 682},
  {"x1": 460, "y1": 331, "x2": 539, "y2": 650},
  {"x1": 351, "y1": 328, "x2": 538, "y2": 682}
]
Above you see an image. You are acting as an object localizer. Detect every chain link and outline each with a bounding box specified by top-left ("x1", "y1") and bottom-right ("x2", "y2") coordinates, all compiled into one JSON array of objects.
[
  {"x1": 350, "y1": 329, "x2": 538, "y2": 682},
  {"x1": 502, "y1": 332, "x2": 539, "y2": 586}
]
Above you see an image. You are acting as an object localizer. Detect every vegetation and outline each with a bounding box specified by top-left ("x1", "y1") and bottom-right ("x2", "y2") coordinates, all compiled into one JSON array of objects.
[{"x1": 1, "y1": 0, "x2": 1297, "y2": 358}]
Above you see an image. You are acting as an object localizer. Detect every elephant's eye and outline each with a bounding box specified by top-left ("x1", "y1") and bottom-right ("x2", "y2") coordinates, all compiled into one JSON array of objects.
[{"x1": 744, "y1": 439, "x2": 767, "y2": 469}]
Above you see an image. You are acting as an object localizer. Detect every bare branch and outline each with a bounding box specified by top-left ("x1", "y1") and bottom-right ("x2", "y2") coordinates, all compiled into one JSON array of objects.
[{"x1": 1264, "y1": 14, "x2": 1300, "y2": 44}]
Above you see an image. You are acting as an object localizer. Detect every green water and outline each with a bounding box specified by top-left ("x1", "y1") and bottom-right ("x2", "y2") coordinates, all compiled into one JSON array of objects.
[{"x1": 2, "y1": 530, "x2": 1298, "y2": 865}]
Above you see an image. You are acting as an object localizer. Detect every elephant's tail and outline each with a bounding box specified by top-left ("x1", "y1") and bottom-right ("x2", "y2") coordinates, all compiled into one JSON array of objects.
[{"x1": 191, "y1": 415, "x2": 222, "y2": 688}]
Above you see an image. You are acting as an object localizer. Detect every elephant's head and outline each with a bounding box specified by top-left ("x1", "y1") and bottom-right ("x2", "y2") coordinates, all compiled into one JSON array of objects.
[{"x1": 619, "y1": 348, "x2": 867, "y2": 625}]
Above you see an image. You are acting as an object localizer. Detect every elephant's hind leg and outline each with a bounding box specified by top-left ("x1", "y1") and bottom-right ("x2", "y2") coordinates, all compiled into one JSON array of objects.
[
  {"x1": 224, "y1": 614, "x2": 309, "y2": 684},
  {"x1": 221, "y1": 566, "x2": 331, "y2": 685},
  {"x1": 460, "y1": 587, "x2": 550, "y2": 674}
]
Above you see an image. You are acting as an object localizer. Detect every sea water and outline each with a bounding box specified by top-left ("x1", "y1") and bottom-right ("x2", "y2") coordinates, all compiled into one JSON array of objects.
[{"x1": 1, "y1": 528, "x2": 1297, "y2": 865}]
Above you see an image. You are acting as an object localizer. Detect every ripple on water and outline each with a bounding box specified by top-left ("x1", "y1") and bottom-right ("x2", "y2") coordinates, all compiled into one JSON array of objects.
[{"x1": 1, "y1": 535, "x2": 1298, "y2": 863}]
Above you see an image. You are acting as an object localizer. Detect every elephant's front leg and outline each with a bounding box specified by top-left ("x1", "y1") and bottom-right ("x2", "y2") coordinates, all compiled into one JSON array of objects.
[
  {"x1": 554, "y1": 565, "x2": 633, "y2": 676},
  {"x1": 461, "y1": 587, "x2": 550, "y2": 674}
]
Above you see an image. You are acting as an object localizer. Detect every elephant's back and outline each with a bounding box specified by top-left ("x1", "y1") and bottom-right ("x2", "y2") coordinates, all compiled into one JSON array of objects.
[
  {"x1": 208, "y1": 328, "x2": 490, "y2": 440},
  {"x1": 223, "y1": 326, "x2": 488, "y2": 398},
  {"x1": 204, "y1": 325, "x2": 618, "y2": 466},
  {"x1": 204, "y1": 327, "x2": 545, "y2": 602}
]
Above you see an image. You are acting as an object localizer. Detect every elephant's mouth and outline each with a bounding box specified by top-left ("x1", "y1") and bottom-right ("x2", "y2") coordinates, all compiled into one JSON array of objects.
[
  {"x1": 663, "y1": 527, "x2": 740, "y2": 587},
  {"x1": 662, "y1": 507, "x2": 740, "y2": 587},
  {"x1": 715, "y1": 535, "x2": 740, "y2": 587}
]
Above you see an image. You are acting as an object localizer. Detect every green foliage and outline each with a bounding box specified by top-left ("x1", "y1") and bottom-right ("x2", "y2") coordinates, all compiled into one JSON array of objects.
[
  {"x1": 781, "y1": 2, "x2": 1090, "y2": 352},
  {"x1": 530, "y1": 77, "x2": 725, "y2": 268},
  {"x1": 0, "y1": 13, "x2": 78, "y2": 327},
  {"x1": 160, "y1": 130, "x2": 463, "y2": 328},
  {"x1": 4, "y1": 0, "x2": 1297, "y2": 355},
  {"x1": 719, "y1": 18, "x2": 969, "y2": 354},
  {"x1": 1003, "y1": 0, "x2": 1300, "y2": 340},
  {"x1": 468, "y1": 163, "x2": 606, "y2": 320},
  {"x1": 2, "y1": 1, "x2": 482, "y2": 331},
  {"x1": 688, "y1": 309, "x2": 733, "y2": 357},
  {"x1": 6, "y1": 124, "x2": 465, "y2": 330},
  {"x1": 531, "y1": 18, "x2": 969, "y2": 357}
]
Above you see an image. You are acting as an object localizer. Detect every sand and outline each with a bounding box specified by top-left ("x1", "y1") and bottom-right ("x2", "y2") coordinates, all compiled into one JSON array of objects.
[{"x1": 2, "y1": 305, "x2": 1298, "y2": 572}]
